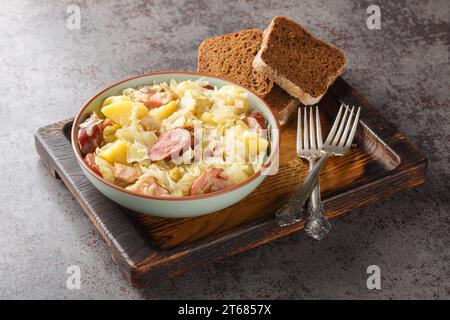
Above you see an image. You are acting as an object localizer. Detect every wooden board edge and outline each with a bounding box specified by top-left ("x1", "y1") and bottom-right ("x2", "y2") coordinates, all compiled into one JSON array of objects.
[
  {"x1": 34, "y1": 120, "x2": 150, "y2": 284},
  {"x1": 34, "y1": 117, "x2": 428, "y2": 288},
  {"x1": 130, "y1": 160, "x2": 427, "y2": 287},
  {"x1": 34, "y1": 76, "x2": 430, "y2": 288}
]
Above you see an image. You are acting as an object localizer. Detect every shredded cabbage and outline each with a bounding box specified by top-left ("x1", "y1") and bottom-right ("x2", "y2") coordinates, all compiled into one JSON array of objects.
[
  {"x1": 95, "y1": 79, "x2": 270, "y2": 196},
  {"x1": 94, "y1": 156, "x2": 115, "y2": 182}
]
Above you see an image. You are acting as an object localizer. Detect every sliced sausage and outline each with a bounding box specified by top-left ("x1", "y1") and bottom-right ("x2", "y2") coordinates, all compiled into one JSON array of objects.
[
  {"x1": 127, "y1": 175, "x2": 170, "y2": 197},
  {"x1": 114, "y1": 163, "x2": 138, "y2": 184},
  {"x1": 78, "y1": 112, "x2": 109, "y2": 155},
  {"x1": 84, "y1": 153, "x2": 100, "y2": 175},
  {"x1": 148, "y1": 128, "x2": 192, "y2": 161},
  {"x1": 190, "y1": 168, "x2": 233, "y2": 196}
]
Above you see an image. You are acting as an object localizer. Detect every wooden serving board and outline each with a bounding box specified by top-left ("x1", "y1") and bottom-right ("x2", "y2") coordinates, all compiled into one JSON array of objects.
[{"x1": 35, "y1": 77, "x2": 427, "y2": 288}]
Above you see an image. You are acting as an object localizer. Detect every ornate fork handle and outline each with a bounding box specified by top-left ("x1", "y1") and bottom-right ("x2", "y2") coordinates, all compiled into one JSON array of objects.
[
  {"x1": 275, "y1": 154, "x2": 329, "y2": 226},
  {"x1": 304, "y1": 157, "x2": 331, "y2": 240}
]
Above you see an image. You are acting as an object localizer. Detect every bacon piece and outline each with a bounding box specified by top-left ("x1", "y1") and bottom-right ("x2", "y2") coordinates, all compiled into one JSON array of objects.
[
  {"x1": 243, "y1": 111, "x2": 267, "y2": 132},
  {"x1": 136, "y1": 87, "x2": 164, "y2": 108},
  {"x1": 84, "y1": 153, "x2": 100, "y2": 175},
  {"x1": 190, "y1": 168, "x2": 234, "y2": 196},
  {"x1": 127, "y1": 175, "x2": 170, "y2": 197},
  {"x1": 202, "y1": 84, "x2": 214, "y2": 90},
  {"x1": 78, "y1": 113, "x2": 109, "y2": 155},
  {"x1": 148, "y1": 128, "x2": 192, "y2": 161},
  {"x1": 143, "y1": 92, "x2": 167, "y2": 108},
  {"x1": 137, "y1": 84, "x2": 178, "y2": 109},
  {"x1": 114, "y1": 163, "x2": 138, "y2": 185}
]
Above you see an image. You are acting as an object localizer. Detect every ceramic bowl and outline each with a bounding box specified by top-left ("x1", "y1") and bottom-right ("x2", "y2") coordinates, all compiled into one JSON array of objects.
[{"x1": 72, "y1": 72, "x2": 280, "y2": 218}]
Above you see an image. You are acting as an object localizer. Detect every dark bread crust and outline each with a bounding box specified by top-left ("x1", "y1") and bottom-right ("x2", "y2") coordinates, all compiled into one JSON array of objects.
[
  {"x1": 198, "y1": 29, "x2": 298, "y2": 125},
  {"x1": 253, "y1": 16, "x2": 346, "y2": 104},
  {"x1": 264, "y1": 84, "x2": 298, "y2": 125},
  {"x1": 198, "y1": 29, "x2": 273, "y2": 97}
]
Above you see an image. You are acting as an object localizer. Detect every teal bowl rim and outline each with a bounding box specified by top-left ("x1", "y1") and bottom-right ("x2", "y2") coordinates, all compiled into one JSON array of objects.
[{"x1": 71, "y1": 71, "x2": 280, "y2": 201}]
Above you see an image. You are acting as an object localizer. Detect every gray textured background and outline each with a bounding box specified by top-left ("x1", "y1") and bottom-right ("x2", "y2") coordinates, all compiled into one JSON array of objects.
[{"x1": 0, "y1": 0, "x2": 448, "y2": 299}]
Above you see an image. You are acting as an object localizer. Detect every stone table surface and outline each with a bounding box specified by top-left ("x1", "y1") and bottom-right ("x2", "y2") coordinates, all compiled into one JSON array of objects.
[{"x1": 0, "y1": 0, "x2": 448, "y2": 299}]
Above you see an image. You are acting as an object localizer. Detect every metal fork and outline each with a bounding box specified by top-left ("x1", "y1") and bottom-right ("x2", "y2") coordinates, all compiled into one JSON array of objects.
[
  {"x1": 301, "y1": 107, "x2": 331, "y2": 240},
  {"x1": 297, "y1": 106, "x2": 331, "y2": 239},
  {"x1": 275, "y1": 104, "x2": 361, "y2": 228},
  {"x1": 275, "y1": 106, "x2": 323, "y2": 227}
]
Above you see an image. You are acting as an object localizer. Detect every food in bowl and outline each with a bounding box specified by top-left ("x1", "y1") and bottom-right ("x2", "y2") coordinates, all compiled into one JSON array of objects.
[{"x1": 77, "y1": 79, "x2": 271, "y2": 198}]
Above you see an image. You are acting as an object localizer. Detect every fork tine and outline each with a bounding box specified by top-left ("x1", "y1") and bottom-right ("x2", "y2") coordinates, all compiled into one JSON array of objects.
[
  {"x1": 316, "y1": 106, "x2": 323, "y2": 148},
  {"x1": 296, "y1": 107, "x2": 302, "y2": 154},
  {"x1": 309, "y1": 107, "x2": 316, "y2": 149},
  {"x1": 324, "y1": 104, "x2": 344, "y2": 145},
  {"x1": 338, "y1": 105, "x2": 355, "y2": 147},
  {"x1": 332, "y1": 104, "x2": 350, "y2": 145},
  {"x1": 303, "y1": 107, "x2": 309, "y2": 150},
  {"x1": 344, "y1": 107, "x2": 361, "y2": 148}
]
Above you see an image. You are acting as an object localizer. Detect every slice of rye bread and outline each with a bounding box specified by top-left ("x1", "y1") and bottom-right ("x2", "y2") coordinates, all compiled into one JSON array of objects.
[
  {"x1": 253, "y1": 16, "x2": 346, "y2": 105},
  {"x1": 198, "y1": 29, "x2": 273, "y2": 97},
  {"x1": 197, "y1": 29, "x2": 298, "y2": 125}
]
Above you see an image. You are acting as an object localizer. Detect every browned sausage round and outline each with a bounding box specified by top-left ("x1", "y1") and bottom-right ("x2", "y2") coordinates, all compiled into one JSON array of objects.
[
  {"x1": 148, "y1": 128, "x2": 192, "y2": 161},
  {"x1": 190, "y1": 168, "x2": 233, "y2": 195}
]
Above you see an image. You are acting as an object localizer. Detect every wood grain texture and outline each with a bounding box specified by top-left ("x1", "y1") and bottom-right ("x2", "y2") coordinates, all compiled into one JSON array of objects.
[{"x1": 34, "y1": 77, "x2": 427, "y2": 287}]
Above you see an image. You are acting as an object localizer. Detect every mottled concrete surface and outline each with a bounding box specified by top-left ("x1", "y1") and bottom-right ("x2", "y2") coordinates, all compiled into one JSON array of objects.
[{"x1": 0, "y1": 0, "x2": 448, "y2": 299}]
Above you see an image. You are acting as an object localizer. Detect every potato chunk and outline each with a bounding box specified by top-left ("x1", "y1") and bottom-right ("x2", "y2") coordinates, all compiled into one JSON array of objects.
[
  {"x1": 101, "y1": 101, "x2": 148, "y2": 126},
  {"x1": 102, "y1": 95, "x2": 131, "y2": 107},
  {"x1": 149, "y1": 100, "x2": 178, "y2": 120},
  {"x1": 97, "y1": 140, "x2": 128, "y2": 165}
]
